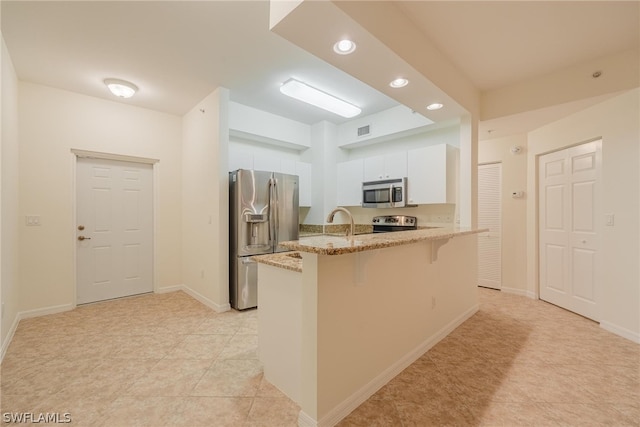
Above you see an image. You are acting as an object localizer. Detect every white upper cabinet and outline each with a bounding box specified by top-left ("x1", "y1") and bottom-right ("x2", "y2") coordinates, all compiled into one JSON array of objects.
[
  {"x1": 253, "y1": 154, "x2": 282, "y2": 173},
  {"x1": 280, "y1": 159, "x2": 297, "y2": 175},
  {"x1": 295, "y1": 162, "x2": 312, "y2": 207},
  {"x1": 363, "y1": 152, "x2": 407, "y2": 181},
  {"x1": 407, "y1": 144, "x2": 458, "y2": 205},
  {"x1": 229, "y1": 151, "x2": 254, "y2": 172},
  {"x1": 336, "y1": 159, "x2": 364, "y2": 207}
]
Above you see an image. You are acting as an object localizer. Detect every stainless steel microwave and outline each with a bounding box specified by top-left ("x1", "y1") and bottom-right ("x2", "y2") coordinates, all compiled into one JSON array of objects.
[{"x1": 362, "y1": 177, "x2": 408, "y2": 208}]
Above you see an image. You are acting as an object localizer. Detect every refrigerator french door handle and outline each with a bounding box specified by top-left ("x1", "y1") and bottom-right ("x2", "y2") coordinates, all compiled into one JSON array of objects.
[
  {"x1": 273, "y1": 177, "x2": 280, "y2": 248},
  {"x1": 268, "y1": 178, "x2": 274, "y2": 246}
]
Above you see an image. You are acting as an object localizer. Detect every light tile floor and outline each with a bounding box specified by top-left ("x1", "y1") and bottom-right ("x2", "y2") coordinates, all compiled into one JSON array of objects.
[{"x1": 1, "y1": 289, "x2": 638, "y2": 426}]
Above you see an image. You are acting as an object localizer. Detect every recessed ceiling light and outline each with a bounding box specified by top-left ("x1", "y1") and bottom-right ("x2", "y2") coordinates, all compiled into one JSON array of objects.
[
  {"x1": 389, "y1": 78, "x2": 409, "y2": 88},
  {"x1": 280, "y1": 78, "x2": 361, "y2": 118},
  {"x1": 104, "y1": 78, "x2": 138, "y2": 98},
  {"x1": 426, "y1": 103, "x2": 443, "y2": 111},
  {"x1": 333, "y1": 39, "x2": 356, "y2": 55}
]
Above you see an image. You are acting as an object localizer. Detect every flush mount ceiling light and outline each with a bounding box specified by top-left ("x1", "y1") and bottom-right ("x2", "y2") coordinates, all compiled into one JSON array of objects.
[
  {"x1": 280, "y1": 78, "x2": 361, "y2": 118},
  {"x1": 389, "y1": 78, "x2": 409, "y2": 88},
  {"x1": 333, "y1": 39, "x2": 356, "y2": 55},
  {"x1": 426, "y1": 102, "x2": 444, "y2": 111},
  {"x1": 104, "y1": 78, "x2": 138, "y2": 98}
]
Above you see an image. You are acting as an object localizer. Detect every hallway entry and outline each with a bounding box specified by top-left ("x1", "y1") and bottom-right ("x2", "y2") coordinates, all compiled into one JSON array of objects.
[
  {"x1": 538, "y1": 140, "x2": 602, "y2": 321},
  {"x1": 76, "y1": 157, "x2": 153, "y2": 304}
]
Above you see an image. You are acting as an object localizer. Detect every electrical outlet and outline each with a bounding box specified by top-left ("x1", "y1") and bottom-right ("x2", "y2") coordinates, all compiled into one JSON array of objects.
[
  {"x1": 200, "y1": 270, "x2": 205, "y2": 279},
  {"x1": 431, "y1": 297, "x2": 436, "y2": 309},
  {"x1": 1, "y1": 302, "x2": 5, "y2": 318}
]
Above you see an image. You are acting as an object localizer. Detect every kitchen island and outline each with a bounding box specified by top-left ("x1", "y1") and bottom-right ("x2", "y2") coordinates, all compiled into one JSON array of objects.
[{"x1": 254, "y1": 227, "x2": 485, "y2": 427}]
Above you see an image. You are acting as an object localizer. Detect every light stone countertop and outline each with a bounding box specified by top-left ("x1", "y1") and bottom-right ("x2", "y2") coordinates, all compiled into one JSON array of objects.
[
  {"x1": 252, "y1": 252, "x2": 302, "y2": 273},
  {"x1": 279, "y1": 227, "x2": 488, "y2": 256}
]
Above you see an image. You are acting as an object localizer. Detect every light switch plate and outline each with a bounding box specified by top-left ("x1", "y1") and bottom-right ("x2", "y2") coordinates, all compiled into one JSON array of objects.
[
  {"x1": 605, "y1": 214, "x2": 615, "y2": 226},
  {"x1": 25, "y1": 215, "x2": 41, "y2": 226}
]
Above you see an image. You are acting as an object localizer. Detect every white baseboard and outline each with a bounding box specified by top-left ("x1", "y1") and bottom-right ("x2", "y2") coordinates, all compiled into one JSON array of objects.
[
  {"x1": 1, "y1": 302, "x2": 74, "y2": 364},
  {"x1": 18, "y1": 303, "x2": 75, "y2": 320},
  {"x1": 156, "y1": 284, "x2": 230, "y2": 313},
  {"x1": 600, "y1": 321, "x2": 640, "y2": 344},
  {"x1": 299, "y1": 303, "x2": 479, "y2": 427},
  {"x1": 0, "y1": 313, "x2": 21, "y2": 364},
  {"x1": 180, "y1": 285, "x2": 231, "y2": 313},
  {"x1": 156, "y1": 284, "x2": 184, "y2": 294},
  {"x1": 501, "y1": 286, "x2": 537, "y2": 299},
  {"x1": 298, "y1": 411, "x2": 317, "y2": 427}
]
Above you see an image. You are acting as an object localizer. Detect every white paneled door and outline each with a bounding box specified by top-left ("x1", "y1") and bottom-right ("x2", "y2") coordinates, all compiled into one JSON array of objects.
[
  {"x1": 478, "y1": 163, "x2": 502, "y2": 289},
  {"x1": 76, "y1": 158, "x2": 153, "y2": 304},
  {"x1": 539, "y1": 141, "x2": 601, "y2": 321}
]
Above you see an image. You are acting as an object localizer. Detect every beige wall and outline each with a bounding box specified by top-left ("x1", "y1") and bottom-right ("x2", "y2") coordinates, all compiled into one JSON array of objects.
[
  {"x1": 181, "y1": 88, "x2": 230, "y2": 310},
  {"x1": 527, "y1": 88, "x2": 640, "y2": 341},
  {"x1": 1, "y1": 37, "x2": 20, "y2": 352},
  {"x1": 478, "y1": 134, "x2": 528, "y2": 295},
  {"x1": 17, "y1": 82, "x2": 183, "y2": 312}
]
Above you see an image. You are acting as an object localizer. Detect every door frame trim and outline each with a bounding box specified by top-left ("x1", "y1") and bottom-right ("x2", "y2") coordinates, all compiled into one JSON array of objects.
[{"x1": 71, "y1": 149, "x2": 159, "y2": 306}]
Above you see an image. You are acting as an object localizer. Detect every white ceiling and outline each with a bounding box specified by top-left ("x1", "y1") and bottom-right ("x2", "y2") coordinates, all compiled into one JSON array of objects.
[{"x1": 2, "y1": 1, "x2": 638, "y2": 132}]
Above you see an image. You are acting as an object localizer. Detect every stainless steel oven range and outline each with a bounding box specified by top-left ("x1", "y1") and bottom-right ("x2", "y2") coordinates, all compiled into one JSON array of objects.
[{"x1": 372, "y1": 215, "x2": 417, "y2": 233}]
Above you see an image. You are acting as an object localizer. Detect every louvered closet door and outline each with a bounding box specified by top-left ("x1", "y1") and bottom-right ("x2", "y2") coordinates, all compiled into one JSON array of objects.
[{"x1": 478, "y1": 163, "x2": 502, "y2": 289}]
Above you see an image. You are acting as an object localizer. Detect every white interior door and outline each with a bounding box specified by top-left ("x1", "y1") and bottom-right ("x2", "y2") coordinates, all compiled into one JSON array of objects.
[
  {"x1": 539, "y1": 140, "x2": 601, "y2": 321},
  {"x1": 76, "y1": 157, "x2": 153, "y2": 304},
  {"x1": 478, "y1": 163, "x2": 502, "y2": 289}
]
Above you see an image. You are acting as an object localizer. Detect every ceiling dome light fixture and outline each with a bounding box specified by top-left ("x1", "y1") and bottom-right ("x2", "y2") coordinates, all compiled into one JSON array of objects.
[
  {"x1": 333, "y1": 39, "x2": 356, "y2": 55},
  {"x1": 389, "y1": 78, "x2": 409, "y2": 88},
  {"x1": 104, "y1": 78, "x2": 138, "y2": 98},
  {"x1": 426, "y1": 102, "x2": 444, "y2": 111}
]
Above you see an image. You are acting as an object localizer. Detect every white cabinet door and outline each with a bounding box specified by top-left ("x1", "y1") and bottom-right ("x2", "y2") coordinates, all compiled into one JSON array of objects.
[
  {"x1": 254, "y1": 154, "x2": 281, "y2": 173},
  {"x1": 407, "y1": 144, "x2": 457, "y2": 204},
  {"x1": 337, "y1": 159, "x2": 364, "y2": 206},
  {"x1": 295, "y1": 162, "x2": 312, "y2": 207},
  {"x1": 363, "y1": 156, "x2": 385, "y2": 181},
  {"x1": 363, "y1": 152, "x2": 407, "y2": 181},
  {"x1": 281, "y1": 159, "x2": 297, "y2": 175},
  {"x1": 384, "y1": 152, "x2": 408, "y2": 180}
]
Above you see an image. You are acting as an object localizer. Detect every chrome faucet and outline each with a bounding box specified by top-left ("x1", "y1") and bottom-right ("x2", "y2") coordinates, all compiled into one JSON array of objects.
[{"x1": 326, "y1": 207, "x2": 355, "y2": 237}]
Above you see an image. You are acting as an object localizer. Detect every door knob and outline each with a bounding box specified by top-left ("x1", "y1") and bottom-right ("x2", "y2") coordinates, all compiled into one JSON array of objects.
[
  {"x1": 77, "y1": 225, "x2": 85, "y2": 230},
  {"x1": 77, "y1": 236, "x2": 91, "y2": 241}
]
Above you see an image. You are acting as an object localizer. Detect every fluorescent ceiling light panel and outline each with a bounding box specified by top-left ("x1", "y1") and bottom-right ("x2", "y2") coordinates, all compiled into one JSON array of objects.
[{"x1": 280, "y1": 79, "x2": 361, "y2": 118}]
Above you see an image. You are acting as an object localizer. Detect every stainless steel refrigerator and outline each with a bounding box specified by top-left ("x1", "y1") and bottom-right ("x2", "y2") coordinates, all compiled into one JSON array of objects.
[{"x1": 229, "y1": 169, "x2": 299, "y2": 310}]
